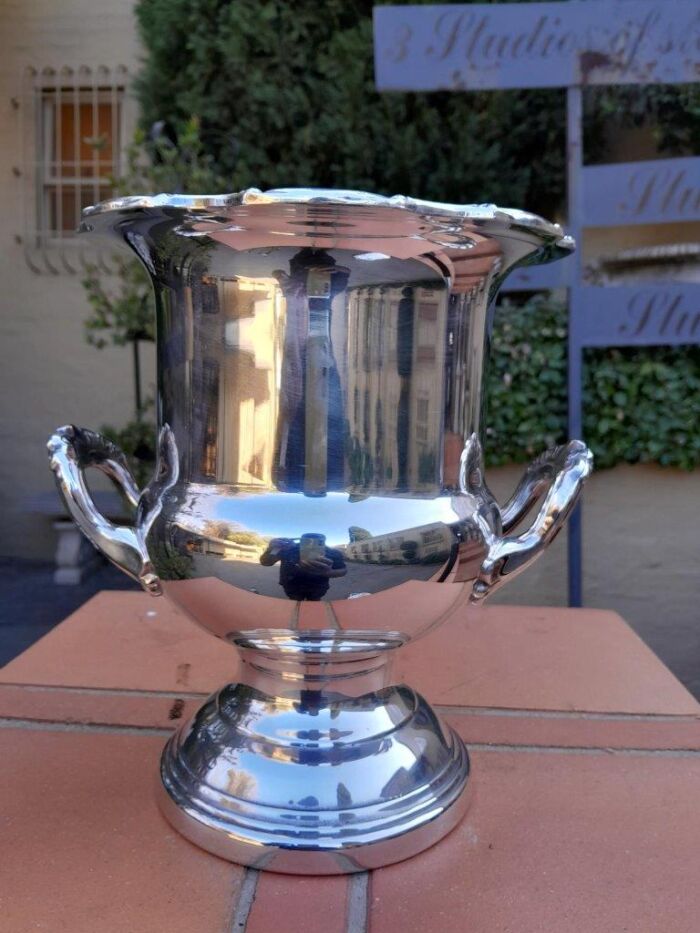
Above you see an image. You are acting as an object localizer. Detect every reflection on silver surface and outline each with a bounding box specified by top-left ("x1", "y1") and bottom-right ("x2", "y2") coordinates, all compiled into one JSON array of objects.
[
  {"x1": 159, "y1": 637, "x2": 471, "y2": 874},
  {"x1": 49, "y1": 188, "x2": 589, "y2": 872}
]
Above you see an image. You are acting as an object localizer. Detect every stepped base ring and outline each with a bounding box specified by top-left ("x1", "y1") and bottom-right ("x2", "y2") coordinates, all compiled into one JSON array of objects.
[{"x1": 157, "y1": 681, "x2": 472, "y2": 875}]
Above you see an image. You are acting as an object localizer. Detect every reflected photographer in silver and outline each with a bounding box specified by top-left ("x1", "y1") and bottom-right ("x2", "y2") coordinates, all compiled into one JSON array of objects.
[{"x1": 260, "y1": 533, "x2": 347, "y2": 600}]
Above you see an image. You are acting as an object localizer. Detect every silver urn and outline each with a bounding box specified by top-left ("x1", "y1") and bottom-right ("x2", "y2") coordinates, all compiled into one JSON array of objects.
[{"x1": 49, "y1": 188, "x2": 591, "y2": 873}]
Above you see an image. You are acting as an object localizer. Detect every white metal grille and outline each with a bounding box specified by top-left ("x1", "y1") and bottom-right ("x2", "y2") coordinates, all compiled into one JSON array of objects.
[{"x1": 20, "y1": 64, "x2": 129, "y2": 274}]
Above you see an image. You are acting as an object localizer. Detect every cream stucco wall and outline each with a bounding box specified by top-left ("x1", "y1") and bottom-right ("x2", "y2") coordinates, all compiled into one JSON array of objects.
[{"x1": 0, "y1": 0, "x2": 152, "y2": 559}]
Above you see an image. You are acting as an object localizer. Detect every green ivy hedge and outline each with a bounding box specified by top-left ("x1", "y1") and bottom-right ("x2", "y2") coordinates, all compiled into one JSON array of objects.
[{"x1": 486, "y1": 296, "x2": 700, "y2": 470}]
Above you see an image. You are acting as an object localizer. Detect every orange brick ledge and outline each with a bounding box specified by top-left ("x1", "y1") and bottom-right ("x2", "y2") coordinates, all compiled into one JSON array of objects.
[{"x1": 1, "y1": 592, "x2": 699, "y2": 932}]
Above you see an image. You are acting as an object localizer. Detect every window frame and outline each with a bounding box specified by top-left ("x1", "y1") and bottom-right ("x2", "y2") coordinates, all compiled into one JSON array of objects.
[{"x1": 35, "y1": 83, "x2": 126, "y2": 241}]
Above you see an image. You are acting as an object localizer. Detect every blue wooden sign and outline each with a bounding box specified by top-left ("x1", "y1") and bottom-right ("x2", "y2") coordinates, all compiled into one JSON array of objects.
[
  {"x1": 373, "y1": 0, "x2": 700, "y2": 609},
  {"x1": 581, "y1": 157, "x2": 700, "y2": 227},
  {"x1": 374, "y1": 1, "x2": 700, "y2": 91},
  {"x1": 503, "y1": 257, "x2": 571, "y2": 292},
  {"x1": 572, "y1": 284, "x2": 700, "y2": 348}
]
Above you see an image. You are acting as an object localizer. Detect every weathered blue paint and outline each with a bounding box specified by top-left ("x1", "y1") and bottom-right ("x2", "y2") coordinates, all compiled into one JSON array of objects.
[
  {"x1": 374, "y1": 2, "x2": 700, "y2": 92},
  {"x1": 572, "y1": 284, "x2": 700, "y2": 348},
  {"x1": 582, "y1": 157, "x2": 700, "y2": 227},
  {"x1": 503, "y1": 257, "x2": 572, "y2": 292}
]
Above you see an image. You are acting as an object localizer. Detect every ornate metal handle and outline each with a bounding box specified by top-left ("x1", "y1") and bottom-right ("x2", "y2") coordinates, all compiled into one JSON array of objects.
[
  {"x1": 499, "y1": 443, "x2": 591, "y2": 533},
  {"x1": 460, "y1": 437, "x2": 593, "y2": 601},
  {"x1": 47, "y1": 424, "x2": 178, "y2": 595}
]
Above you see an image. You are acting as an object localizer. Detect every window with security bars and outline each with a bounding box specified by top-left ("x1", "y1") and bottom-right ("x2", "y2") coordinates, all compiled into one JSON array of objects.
[{"x1": 36, "y1": 85, "x2": 124, "y2": 236}]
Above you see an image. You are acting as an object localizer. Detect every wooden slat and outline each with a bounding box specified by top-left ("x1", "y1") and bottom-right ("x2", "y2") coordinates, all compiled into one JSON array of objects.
[{"x1": 374, "y1": 2, "x2": 700, "y2": 92}]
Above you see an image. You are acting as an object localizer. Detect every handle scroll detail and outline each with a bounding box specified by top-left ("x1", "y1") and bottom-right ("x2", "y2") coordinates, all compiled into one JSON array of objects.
[
  {"x1": 47, "y1": 424, "x2": 178, "y2": 595},
  {"x1": 459, "y1": 436, "x2": 593, "y2": 602}
]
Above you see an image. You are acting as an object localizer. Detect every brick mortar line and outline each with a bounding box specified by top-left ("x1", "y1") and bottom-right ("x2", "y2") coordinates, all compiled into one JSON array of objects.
[
  {"x1": 437, "y1": 704, "x2": 700, "y2": 722},
  {"x1": 469, "y1": 742, "x2": 700, "y2": 757},
  {"x1": 0, "y1": 681, "x2": 211, "y2": 699},
  {"x1": 229, "y1": 868, "x2": 259, "y2": 932},
  {"x1": 1, "y1": 683, "x2": 697, "y2": 721},
  {"x1": 0, "y1": 717, "x2": 172, "y2": 736},
  {"x1": 2, "y1": 716, "x2": 699, "y2": 755},
  {"x1": 346, "y1": 871, "x2": 370, "y2": 933}
]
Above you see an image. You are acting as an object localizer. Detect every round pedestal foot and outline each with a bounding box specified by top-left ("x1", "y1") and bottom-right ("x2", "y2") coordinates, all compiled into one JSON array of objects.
[{"x1": 158, "y1": 680, "x2": 471, "y2": 874}]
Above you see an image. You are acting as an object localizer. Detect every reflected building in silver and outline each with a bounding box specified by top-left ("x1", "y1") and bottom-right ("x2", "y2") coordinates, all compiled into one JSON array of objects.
[
  {"x1": 180, "y1": 273, "x2": 285, "y2": 488},
  {"x1": 346, "y1": 284, "x2": 447, "y2": 497}
]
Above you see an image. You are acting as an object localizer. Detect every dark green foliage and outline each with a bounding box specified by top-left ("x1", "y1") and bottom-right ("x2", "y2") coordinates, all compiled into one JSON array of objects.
[
  {"x1": 485, "y1": 296, "x2": 568, "y2": 465},
  {"x1": 134, "y1": 0, "x2": 566, "y2": 214},
  {"x1": 133, "y1": 0, "x2": 699, "y2": 214},
  {"x1": 98, "y1": 410, "x2": 157, "y2": 489},
  {"x1": 83, "y1": 256, "x2": 153, "y2": 348},
  {"x1": 585, "y1": 84, "x2": 700, "y2": 161},
  {"x1": 582, "y1": 345, "x2": 700, "y2": 470},
  {"x1": 151, "y1": 541, "x2": 194, "y2": 580},
  {"x1": 486, "y1": 297, "x2": 700, "y2": 471}
]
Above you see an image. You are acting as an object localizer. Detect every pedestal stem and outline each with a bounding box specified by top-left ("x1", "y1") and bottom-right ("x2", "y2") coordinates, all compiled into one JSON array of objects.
[{"x1": 234, "y1": 631, "x2": 400, "y2": 699}]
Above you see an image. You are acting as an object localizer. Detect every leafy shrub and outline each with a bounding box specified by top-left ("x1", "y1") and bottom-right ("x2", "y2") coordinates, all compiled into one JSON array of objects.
[
  {"x1": 134, "y1": 0, "x2": 697, "y2": 218},
  {"x1": 582, "y1": 345, "x2": 700, "y2": 470},
  {"x1": 485, "y1": 297, "x2": 568, "y2": 465},
  {"x1": 98, "y1": 413, "x2": 157, "y2": 489},
  {"x1": 134, "y1": 0, "x2": 566, "y2": 214},
  {"x1": 486, "y1": 296, "x2": 700, "y2": 470}
]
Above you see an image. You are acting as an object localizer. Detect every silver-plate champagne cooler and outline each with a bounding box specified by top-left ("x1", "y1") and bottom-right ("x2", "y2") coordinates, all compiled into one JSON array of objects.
[{"x1": 49, "y1": 189, "x2": 591, "y2": 874}]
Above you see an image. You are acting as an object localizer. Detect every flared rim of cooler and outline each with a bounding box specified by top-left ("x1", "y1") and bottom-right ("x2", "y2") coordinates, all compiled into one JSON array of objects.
[{"x1": 78, "y1": 186, "x2": 574, "y2": 263}]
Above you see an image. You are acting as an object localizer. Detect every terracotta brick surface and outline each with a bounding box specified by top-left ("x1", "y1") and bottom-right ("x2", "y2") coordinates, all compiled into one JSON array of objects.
[
  {"x1": 0, "y1": 591, "x2": 236, "y2": 693},
  {"x1": 166, "y1": 577, "x2": 297, "y2": 635},
  {"x1": 297, "y1": 598, "x2": 334, "y2": 631},
  {"x1": 445, "y1": 709, "x2": 700, "y2": 751},
  {"x1": 2, "y1": 591, "x2": 700, "y2": 932},
  {"x1": 0, "y1": 683, "x2": 203, "y2": 731},
  {"x1": 370, "y1": 748, "x2": 700, "y2": 933},
  {"x1": 397, "y1": 604, "x2": 700, "y2": 714},
  {"x1": 3, "y1": 592, "x2": 697, "y2": 716},
  {"x1": 2, "y1": 680, "x2": 698, "y2": 752},
  {"x1": 329, "y1": 579, "x2": 469, "y2": 635},
  {"x1": 245, "y1": 873, "x2": 349, "y2": 933},
  {"x1": 0, "y1": 727, "x2": 242, "y2": 933}
]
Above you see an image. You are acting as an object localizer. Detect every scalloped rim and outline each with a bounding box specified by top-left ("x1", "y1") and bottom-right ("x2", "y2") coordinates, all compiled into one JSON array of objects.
[{"x1": 81, "y1": 186, "x2": 574, "y2": 253}]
